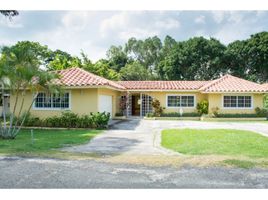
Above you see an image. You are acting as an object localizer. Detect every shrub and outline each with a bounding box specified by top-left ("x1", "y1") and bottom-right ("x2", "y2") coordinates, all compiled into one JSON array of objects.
[
  {"x1": 145, "y1": 113, "x2": 154, "y2": 118},
  {"x1": 60, "y1": 111, "x2": 79, "y2": 128},
  {"x1": 196, "y1": 100, "x2": 209, "y2": 115},
  {"x1": 90, "y1": 112, "x2": 110, "y2": 129},
  {"x1": 152, "y1": 99, "x2": 165, "y2": 117},
  {"x1": 15, "y1": 112, "x2": 43, "y2": 127},
  {"x1": 211, "y1": 107, "x2": 220, "y2": 117},
  {"x1": 255, "y1": 107, "x2": 268, "y2": 117},
  {"x1": 22, "y1": 111, "x2": 110, "y2": 129},
  {"x1": 216, "y1": 114, "x2": 260, "y2": 118},
  {"x1": 115, "y1": 112, "x2": 123, "y2": 117}
]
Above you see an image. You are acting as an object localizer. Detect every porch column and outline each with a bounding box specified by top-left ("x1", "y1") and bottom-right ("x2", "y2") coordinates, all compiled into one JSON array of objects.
[
  {"x1": 126, "y1": 91, "x2": 130, "y2": 118},
  {"x1": 140, "y1": 93, "x2": 142, "y2": 117}
]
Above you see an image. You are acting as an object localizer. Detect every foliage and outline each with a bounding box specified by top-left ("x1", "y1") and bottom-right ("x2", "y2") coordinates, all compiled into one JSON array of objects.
[
  {"x1": 119, "y1": 62, "x2": 152, "y2": 80},
  {"x1": 0, "y1": 10, "x2": 19, "y2": 18},
  {"x1": 22, "y1": 111, "x2": 111, "y2": 129},
  {"x1": 47, "y1": 50, "x2": 82, "y2": 71},
  {"x1": 161, "y1": 129, "x2": 268, "y2": 158},
  {"x1": 151, "y1": 99, "x2": 165, "y2": 117},
  {"x1": 107, "y1": 45, "x2": 128, "y2": 72},
  {"x1": 215, "y1": 114, "x2": 260, "y2": 118},
  {"x1": 211, "y1": 107, "x2": 220, "y2": 117},
  {"x1": 264, "y1": 95, "x2": 268, "y2": 109},
  {"x1": 145, "y1": 113, "x2": 154, "y2": 118},
  {"x1": 255, "y1": 107, "x2": 268, "y2": 117},
  {"x1": 115, "y1": 112, "x2": 124, "y2": 117},
  {"x1": 0, "y1": 41, "x2": 59, "y2": 139},
  {"x1": 0, "y1": 129, "x2": 101, "y2": 155},
  {"x1": 160, "y1": 112, "x2": 201, "y2": 117},
  {"x1": 196, "y1": 100, "x2": 209, "y2": 115}
]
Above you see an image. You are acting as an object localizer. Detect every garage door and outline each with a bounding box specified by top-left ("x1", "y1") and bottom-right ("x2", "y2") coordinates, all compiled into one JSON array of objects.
[{"x1": 99, "y1": 95, "x2": 113, "y2": 117}]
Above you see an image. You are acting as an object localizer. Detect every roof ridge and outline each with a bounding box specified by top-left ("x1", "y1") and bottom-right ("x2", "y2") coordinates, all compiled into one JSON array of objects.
[{"x1": 199, "y1": 75, "x2": 228, "y2": 91}]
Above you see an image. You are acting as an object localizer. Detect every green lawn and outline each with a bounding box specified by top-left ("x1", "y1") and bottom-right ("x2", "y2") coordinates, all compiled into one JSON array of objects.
[
  {"x1": 0, "y1": 129, "x2": 101, "y2": 156},
  {"x1": 161, "y1": 129, "x2": 268, "y2": 158}
]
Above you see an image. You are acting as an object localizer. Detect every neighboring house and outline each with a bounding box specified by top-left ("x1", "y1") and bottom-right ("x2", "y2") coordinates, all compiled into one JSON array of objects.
[{"x1": 9, "y1": 67, "x2": 268, "y2": 119}]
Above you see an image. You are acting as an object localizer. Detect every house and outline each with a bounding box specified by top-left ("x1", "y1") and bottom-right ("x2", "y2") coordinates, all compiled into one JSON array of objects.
[{"x1": 9, "y1": 67, "x2": 268, "y2": 119}]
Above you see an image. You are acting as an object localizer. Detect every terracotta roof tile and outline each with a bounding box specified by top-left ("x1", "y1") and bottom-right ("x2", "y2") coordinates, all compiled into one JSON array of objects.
[
  {"x1": 199, "y1": 74, "x2": 267, "y2": 93},
  {"x1": 53, "y1": 67, "x2": 125, "y2": 90},
  {"x1": 48, "y1": 68, "x2": 268, "y2": 93},
  {"x1": 118, "y1": 81, "x2": 210, "y2": 90}
]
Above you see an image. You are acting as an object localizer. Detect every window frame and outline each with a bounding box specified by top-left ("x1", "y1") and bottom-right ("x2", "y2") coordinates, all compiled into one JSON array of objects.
[
  {"x1": 222, "y1": 94, "x2": 253, "y2": 109},
  {"x1": 32, "y1": 91, "x2": 71, "y2": 111},
  {"x1": 166, "y1": 94, "x2": 196, "y2": 108}
]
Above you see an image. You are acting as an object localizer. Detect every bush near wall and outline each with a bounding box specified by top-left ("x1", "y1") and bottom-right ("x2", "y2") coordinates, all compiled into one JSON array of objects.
[{"x1": 20, "y1": 111, "x2": 110, "y2": 129}]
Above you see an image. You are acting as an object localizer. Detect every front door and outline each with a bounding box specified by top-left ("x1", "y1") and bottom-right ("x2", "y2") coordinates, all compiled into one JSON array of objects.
[{"x1": 131, "y1": 95, "x2": 140, "y2": 116}]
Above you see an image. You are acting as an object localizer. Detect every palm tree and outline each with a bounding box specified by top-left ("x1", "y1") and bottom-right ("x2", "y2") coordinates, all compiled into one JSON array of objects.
[
  {"x1": 0, "y1": 41, "x2": 60, "y2": 139},
  {"x1": 0, "y1": 10, "x2": 19, "y2": 19}
]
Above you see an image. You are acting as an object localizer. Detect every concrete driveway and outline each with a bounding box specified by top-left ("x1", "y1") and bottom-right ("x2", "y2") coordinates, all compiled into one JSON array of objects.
[{"x1": 63, "y1": 119, "x2": 268, "y2": 155}]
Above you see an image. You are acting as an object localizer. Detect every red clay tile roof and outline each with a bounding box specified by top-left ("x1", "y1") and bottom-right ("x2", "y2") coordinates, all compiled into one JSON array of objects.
[
  {"x1": 118, "y1": 81, "x2": 210, "y2": 90},
  {"x1": 199, "y1": 74, "x2": 267, "y2": 93},
  {"x1": 51, "y1": 68, "x2": 268, "y2": 93},
  {"x1": 53, "y1": 67, "x2": 125, "y2": 90}
]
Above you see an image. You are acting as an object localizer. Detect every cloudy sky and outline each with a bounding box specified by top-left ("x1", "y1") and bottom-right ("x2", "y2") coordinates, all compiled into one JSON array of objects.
[{"x1": 0, "y1": 10, "x2": 268, "y2": 61}]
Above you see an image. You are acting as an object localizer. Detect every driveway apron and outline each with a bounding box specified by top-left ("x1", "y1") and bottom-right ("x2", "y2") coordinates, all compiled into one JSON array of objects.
[{"x1": 63, "y1": 119, "x2": 268, "y2": 155}]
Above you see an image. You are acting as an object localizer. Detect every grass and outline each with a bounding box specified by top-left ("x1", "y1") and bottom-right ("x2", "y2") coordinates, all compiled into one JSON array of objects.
[
  {"x1": 0, "y1": 129, "x2": 101, "y2": 156},
  {"x1": 161, "y1": 129, "x2": 268, "y2": 158}
]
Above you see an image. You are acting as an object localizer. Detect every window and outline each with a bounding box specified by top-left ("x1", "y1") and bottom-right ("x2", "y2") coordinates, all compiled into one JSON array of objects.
[
  {"x1": 34, "y1": 92, "x2": 70, "y2": 109},
  {"x1": 223, "y1": 95, "x2": 252, "y2": 108},
  {"x1": 167, "y1": 95, "x2": 195, "y2": 107}
]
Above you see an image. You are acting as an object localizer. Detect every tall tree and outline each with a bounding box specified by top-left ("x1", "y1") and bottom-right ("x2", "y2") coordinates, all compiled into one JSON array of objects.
[
  {"x1": 246, "y1": 32, "x2": 268, "y2": 82},
  {"x1": 158, "y1": 37, "x2": 226, "y2": 80},
  {"x1": 47, "y1": 50, "x2": 82, "y2": 71},
  {"x1": 0, "y1": 42, "x2": 59, "y2": 139},
  {"x1": 106, "y1": 45, "x2": 128, "y2": 72},
  {"x1": 125, "y1": 36, "x2": 162, "y2": 72},
  {"x1": 119, "y1": 62, "x2": 152, "y2": 80}
]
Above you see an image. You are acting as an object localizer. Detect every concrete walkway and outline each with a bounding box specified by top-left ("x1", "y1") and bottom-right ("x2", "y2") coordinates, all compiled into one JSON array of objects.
[{"x1": 63, "y1": 119, "x2": 268, "y2": 155}]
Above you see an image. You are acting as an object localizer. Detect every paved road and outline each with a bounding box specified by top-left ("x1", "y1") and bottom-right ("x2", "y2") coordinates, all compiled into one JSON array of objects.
[
  {"x1": 63, "y1": 119, "x2": 268, "y2": 155},
  {"x1": 0, "y1": 157, "x2": 268, "y2": 188}
]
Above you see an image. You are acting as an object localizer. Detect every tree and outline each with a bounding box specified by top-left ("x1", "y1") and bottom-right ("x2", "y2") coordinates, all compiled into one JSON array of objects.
[
  {"x1": 246, "y1": 32, "x2": 268, "y2": 82},
  {"x1": 125, "y1": 36, "x2": 162, "y2": 72},
  {"x1": 106, "y1": 45, "x2": 128, "y2": 72},
  {"x1": 119, "y1": 62, "x2": 152, "y2": 80},
  {"x1": 224, "y1": 40, "x2": 249, "y2": 78},
  {"x1": 47, "y1": 50, "x2": 82, "y2": 71},
  {"x1": 0, "y1": 10, "x2": 19, "y2": 19},
  {"x1": 0, "y1": 42, "x2": 59, "y2": 139},
  {"x1": 158, "y1": 37, "x2": 226, "y2": 80}
]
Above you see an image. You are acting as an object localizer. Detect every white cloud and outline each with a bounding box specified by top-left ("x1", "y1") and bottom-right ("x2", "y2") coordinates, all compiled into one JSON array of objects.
[
  {"x1": 194, "y1": 15, "x2": 206, "y2": 24},
  {"x1": 100, "y1": 11, "x2": 130, "y2": 37},
  {"x1": 211, "y1": 11, "x2": 227, "y2": 24},
  {"x1": 119, "y1": 28, "x2": 159, "y2": 40},
  {"x1": 154, "y1": 18, "x2": 180, "y2": 29},
  {"x1": 61, "y1": 11, "x2": 96, "y2": 31},
  {"x1": 0, "y1": 15, "x2": 23, "y2": 28}
]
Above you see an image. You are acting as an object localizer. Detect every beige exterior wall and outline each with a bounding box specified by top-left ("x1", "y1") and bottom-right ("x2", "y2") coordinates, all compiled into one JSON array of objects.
[
  {"x1": 10, "y1": 88, "x2": 120, "y2": 119},
  {"x1": 127, "y1": 91, "x2": 208, "y2": 113},
  {"x1": 9, "y1": 88, "x2": 266, "y2": 119},
  {"x1": 208, "y1": 93, "x2": 264, "y2": 114}
]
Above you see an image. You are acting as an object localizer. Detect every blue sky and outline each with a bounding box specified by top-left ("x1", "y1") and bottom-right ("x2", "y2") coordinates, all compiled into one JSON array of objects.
[{"x1": 0, "y1": 10, "x2": 268, "y2": 61}]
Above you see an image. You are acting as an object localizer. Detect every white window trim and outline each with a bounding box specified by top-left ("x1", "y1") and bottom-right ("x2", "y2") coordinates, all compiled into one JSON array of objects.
[
  {"x1": 32, "y1": 91, "x2": 72, "y2": 111},
  {"x1": 166, "y1": 94, "x2": 196, "y2": 108},
  {"x1": 221, "y1": 94, "x2": 253, "y2": 109}
]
